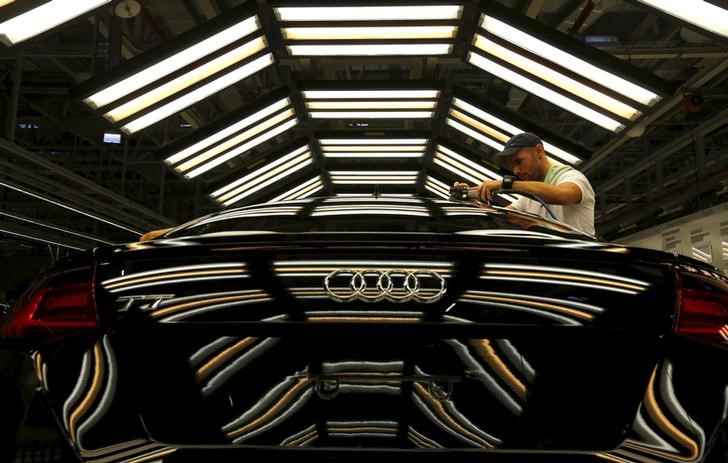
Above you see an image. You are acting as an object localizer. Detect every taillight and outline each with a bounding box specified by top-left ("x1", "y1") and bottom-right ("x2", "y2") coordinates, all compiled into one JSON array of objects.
[
  {"x1": 1, "y1": 267, "x2": 98, "y2": 342},
  {"x1": 676, "y1": 270, "x2": 728, "y2": 349}
]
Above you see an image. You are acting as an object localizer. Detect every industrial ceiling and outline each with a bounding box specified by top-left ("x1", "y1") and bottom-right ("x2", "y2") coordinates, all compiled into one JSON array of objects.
[{"x1": 1, "y1": 0, "x2": 727, "y2": 257}]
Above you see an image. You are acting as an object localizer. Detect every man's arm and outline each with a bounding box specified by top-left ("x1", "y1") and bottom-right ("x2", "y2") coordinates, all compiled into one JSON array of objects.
[{"x1": 474, "y1": 179, "x2": 582, "y2": 205}]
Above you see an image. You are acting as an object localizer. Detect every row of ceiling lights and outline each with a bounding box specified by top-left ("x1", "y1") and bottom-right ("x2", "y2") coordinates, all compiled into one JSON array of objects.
[
  {"x1": 1, "y1": 0, "x2": 727, "y2": 249},
  {"x1": 1, "y1": 1, "x2": 726, "y2": 47}
]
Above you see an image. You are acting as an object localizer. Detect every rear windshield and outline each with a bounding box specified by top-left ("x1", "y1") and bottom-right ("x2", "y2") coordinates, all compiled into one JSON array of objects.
[{"x1": 167, "y1": 198, "x2": 591, "y2": 239}]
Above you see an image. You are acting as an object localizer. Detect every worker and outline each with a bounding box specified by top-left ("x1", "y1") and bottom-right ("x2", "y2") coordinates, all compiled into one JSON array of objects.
[{"x1": 456, "y1": 132, "x2": 595, "y2": 234}]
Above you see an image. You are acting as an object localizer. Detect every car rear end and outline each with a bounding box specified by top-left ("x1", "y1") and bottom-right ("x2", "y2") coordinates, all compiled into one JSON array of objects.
[{"x1": 2, "y1": 198, "x2": 727, "y2": 463}]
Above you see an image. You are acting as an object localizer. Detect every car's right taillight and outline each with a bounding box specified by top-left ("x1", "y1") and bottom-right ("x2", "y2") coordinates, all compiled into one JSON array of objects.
[
  {"x1": 1, "y1": 266, "x2": 98, "y2": 343},
  {"x1": 676, "y1": 270, "x2": 728, "y2": 349}
]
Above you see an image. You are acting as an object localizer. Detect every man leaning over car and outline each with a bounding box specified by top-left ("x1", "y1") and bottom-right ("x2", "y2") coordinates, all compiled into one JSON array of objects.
[{"x1": 455, "y1": 132, "x2": 595, "y2": 235}]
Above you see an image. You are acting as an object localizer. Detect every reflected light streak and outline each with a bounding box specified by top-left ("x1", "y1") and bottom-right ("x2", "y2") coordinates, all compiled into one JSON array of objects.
[
  {"x1": 282, "y1": 424, "x2": 318, "y2": 447},
  {"x1": 196, "y1": 337, "x2": 258, "y2": 381},
  {"x1": 413, "y1": 379, "x2": 498, "y2": 447},
  {"x1": 224, "y1": 378, "x2": 311, "y2": 439},
  {"x1": 470, "y1": 339, "x2": 527, "y2": 400},
  {"x1": 484, "y1": 263, "x2": 649, "y2": 288},
  {"x1": 409, "y1": 426, "x2": 444, "y2": 448}
]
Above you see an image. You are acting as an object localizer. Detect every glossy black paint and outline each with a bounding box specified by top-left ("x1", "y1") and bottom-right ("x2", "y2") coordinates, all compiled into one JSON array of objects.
[{"x1": 3, "y1": 197, "x2": 727, "y2": 463}]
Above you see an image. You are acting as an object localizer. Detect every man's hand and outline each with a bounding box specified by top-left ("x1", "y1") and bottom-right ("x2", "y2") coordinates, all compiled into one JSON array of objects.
[{"x1": 474, "y1": 179, "x2": 503, "y2": 202}]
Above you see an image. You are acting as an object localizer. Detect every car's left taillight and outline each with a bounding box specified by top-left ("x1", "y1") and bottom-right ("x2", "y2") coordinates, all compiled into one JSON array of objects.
[{"x1": 1, "y1": 266, "x2": 98, "y2": 343}]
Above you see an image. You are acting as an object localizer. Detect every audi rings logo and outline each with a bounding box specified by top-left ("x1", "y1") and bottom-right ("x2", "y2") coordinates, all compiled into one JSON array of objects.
[{"x1": 324, "y1": 269, "x2": 446, "y2": 303}]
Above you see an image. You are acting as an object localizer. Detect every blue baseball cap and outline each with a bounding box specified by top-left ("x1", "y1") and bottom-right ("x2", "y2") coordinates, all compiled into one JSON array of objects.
[{"x1": 494, "y1": 132, "x2": 542, "y2": 166}]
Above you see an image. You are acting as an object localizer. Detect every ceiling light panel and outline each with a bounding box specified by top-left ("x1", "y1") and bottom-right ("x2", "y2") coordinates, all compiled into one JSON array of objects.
[
  {"x1": 635, "y1": 0, "x2": 728, "y2": 40},
  {"x1": 434, "y1": 144, "x2": 500, "y2": 183},
  {"x1": 450, "y1": 96, "x2": 583, "y2": 165},
  {"x1": 270, "y1": 176, "x2": 324, "y2": 202},
  {"x1": 304, "y1": 89, "x2": 440, "y2": 119},
  {"x1": 425, "y1": 176, "x2": 451, "y2": 199},
  {"x1": 468, "y1": 3, "x2": 672, "y2": 132},
  {"x1": 320, "y1": 137, "x2": 428, "y2": 159},
  {"x1": 275, "y1": 4, "x2": 462, "y2": 57},
  {"x1": 78, "y1": 10, "x2": 274, "y2": 134},
  {"x1": 0, "y1": 0, "x2": 111, "y2": 46},
  {"x1": 210, "y1": 145, "x2": 314, "y2": 207},
  {"x1": 164, "y1": 95, "x2": 298, "y2": 179},
  {"x1": 468, "y1": 52, "x2": 623, "y2": 132},
  {"x1": 330, "y1": 171, "x2": 418, "y2": 185}
]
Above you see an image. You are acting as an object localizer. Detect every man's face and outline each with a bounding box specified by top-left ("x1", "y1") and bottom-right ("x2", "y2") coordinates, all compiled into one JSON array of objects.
[{"x1": 508, "y1": 146, "x2": 544, "y2": 181}]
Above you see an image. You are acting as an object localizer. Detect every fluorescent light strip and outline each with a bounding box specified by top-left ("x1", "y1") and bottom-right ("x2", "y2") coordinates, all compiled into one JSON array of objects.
[
  {"x1": 213, "y1": 151, "x2": 312, "y2": 203},
  {"x1": 434, "y1": 155, "x2": 485, "y2": 183},
  {"x1": 121, "y1": 53, "x2": 275, "y2": 134},
  {"x1": 426, "y1": 178, "x2": 450, "y2": 199},
  {"x1": 0, "y1": 210, "x2": 113, "y2": 245},
  {"x1": 212, "y1": 145, "x2": 309, "y2": 197},
  {"x1": 312, "y1": 210, "x2": 427, "y2": 217},
  {"x1": 447, "y1": 118, "x2": 504, "y2": 151},
  {"x1": 468, "y1": 52, "x2": 624, "y2": 132},
  {"x1": 221, "y1": 158, "x2": 313, "y2": 206},
  {"x1": 273, "y1": 177, "x2": 322, "y2": 201},
  {"x1": 316, "y1": 205, "x2": 427, "y2": 212},
  {"x1": 333, "y1": 180, "x2": 417, "y2": 185},
  {"x1": 426, "y1": 176, "x2": 451, "y2": 191},
  {"x1": 437, "y1": 145, "x2": 500, "y2": 178},
  {"x1": 275, "y1": 5, "x2": 462, "y2": 21},
  {"x1": 639, "y1": 0, "x2": 728, "y2": 39},
  {"x1": 332, "y1": 176, "x2": 417, "y2": 181},
  {"x1": 283, "y1": 26, "x2": 457, "y2": 40},
  {"x1": 320, "y1": 138, "x2": 428, "y2": 145},
  {"x1": 85, "y1": 16, "x2": 260, "y2": 109},
  {"x1": 426, "y1": 186, "x2": 449, "y2": 199},
  {"x1": 166, "y1": 98, "x2": 290, "y2": 165},
  {"x1": 0, "y1": 227, "x2": 84, "y2": 251},
  {"x1": 0, "y1": 0, "x2": 111, "y2": 46},
  {"x1": 336, "y1": 194, "x2": 414, "y2": 197},
  {"x1": 433, "y1": 158, "x2": 481, "y2": 185},
  {"x1": 176, "y1": 109, "x2": 295, "y2": 172},
  {"x1": 304, "y1": 90, "x2": 439, "y2": 99},
  {"x1": 323, "y1": 145, "x2": 425, "y2": 152},
  {"x1": 0, "y1": 181, "x2": 142, "y2": 235},
  {"x1": 449, "y1": 108, "x2": 509, "y2": 143},
  {"x1": 105, "y1": 37, "x2": 267, "y2": 122},
  {"x1": 324, "y1": 197, "x2": 423, "y2": 204},
  {"x1": 331, "y1": 171, "x2": 418, "y2": 176},
  {"x1": 289, "y1": 44, "x2": 451, "y2": 56},
  {"x1": 296, "y1": 184, "x2": 323, "y2": 199},
  {"x1": 270, "y1": 177, "x2": 323, "y2": 202},
  {"x1": 323, "y1": 152, "x2": 423, "y2": 158},
  {"x1": 474, "y1": 36, "x2": 640, "y2": 120},
  {"x1": 452, "y1": 98, "x2": 519, "y2": 134},
  {"x1": 185, "y1": 117, "x2": 298, "y2": 179},
  {"x1": 452, "y1": 97, "x2": 581, "y2": 165},
  {"x1": 481, "y1": 15, "x2": 660, "y2": 105},
  {"x1": 310, "y1": 111, "x2": 433, "y2": 118},
  {"x1": 307, "y1": 101, "x2": 436, "y2": 110}
]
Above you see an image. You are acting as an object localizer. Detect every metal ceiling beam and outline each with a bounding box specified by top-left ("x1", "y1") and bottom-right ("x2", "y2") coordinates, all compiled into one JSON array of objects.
[
  {"x1": 596, "y1": 106, "x2": 728, "y2": 193},
  {"x1": 0, "y1": 136, "x2": 175, "y2": 228},
  {"x1": 606, "y1": 46, "x2": 728, "y2": 60},
  {"x1": 582, "y1": 56, "x2": 728, "y2": 174},
  {"x1": 545, "y1": 0, "x2": 586, "y2": 28},
  {"x1": 598, "y1": 164, "x2": 728, "y2": 237}
]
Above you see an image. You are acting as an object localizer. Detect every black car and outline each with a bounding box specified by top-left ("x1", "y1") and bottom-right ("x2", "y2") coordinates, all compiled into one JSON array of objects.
[{"x1": 2, "y1": 196, "x2": 727, "y2": 463}]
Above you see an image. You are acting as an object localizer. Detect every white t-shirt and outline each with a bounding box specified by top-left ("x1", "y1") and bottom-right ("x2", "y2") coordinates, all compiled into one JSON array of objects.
[{"x1": 511, "y1": 167, "x2": 595, "y2": 235}]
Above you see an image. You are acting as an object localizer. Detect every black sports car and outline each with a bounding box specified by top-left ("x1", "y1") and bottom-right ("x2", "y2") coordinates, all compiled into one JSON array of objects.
[{"x1": 2, "y1": 196, "x2": 727, "y2": 463}]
